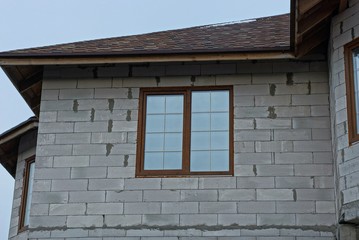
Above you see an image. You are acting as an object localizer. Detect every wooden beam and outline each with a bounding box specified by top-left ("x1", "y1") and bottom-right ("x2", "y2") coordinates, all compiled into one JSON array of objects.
[
  {"x1": 18, "y1": 71, "x2": 43, "y2": 93},
  {"x1": 298, "y1": 0, "x2": 322, "y2": 15},
  {"x1": 30, "y1": 95, "x2": 41, "y2": 109},
  {"x1": 296, "y1": 25, "x2": 329, "y2": 57},
  {"x1": 339, "y1": 0, "x2": 348, "y2": 12},
  {"x1": 32, "y1": 105, "x2": 40, "y2": 116},
  {"x1": 0, "y1": 52, "x2": 295, "y2": 66},
  {"x1": 297, "y1": 2, "x2": 338, "y2": 35}
]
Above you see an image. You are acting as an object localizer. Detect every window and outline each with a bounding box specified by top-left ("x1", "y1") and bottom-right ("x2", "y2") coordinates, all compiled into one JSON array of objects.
[
  {"x1": 136, "y1": 86, "x2": 233, "y2": 176},
  {"x1": 19, "y1": 156, "x2": 35, "y2": 231},
  {"x1": 345, "y1": 38, "x2": 359, "y2": 144}
]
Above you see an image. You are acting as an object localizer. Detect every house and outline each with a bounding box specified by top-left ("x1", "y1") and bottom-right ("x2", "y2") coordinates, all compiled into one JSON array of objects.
[{"x1": 0, "y1": 0, "x2": 358, "y2": 239}]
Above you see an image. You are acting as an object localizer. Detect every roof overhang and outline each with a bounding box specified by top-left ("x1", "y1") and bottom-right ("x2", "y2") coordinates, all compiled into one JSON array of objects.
[
  {"x1": 0, "y1": 117, "x2": 38, "y2": 177},
  {"x1": 0, "y1": 50, "x2": 294, "y2": 116},
  {"x1": 0, "y1": 51, "x2": 294, "y2": 66},
  {"x1": 291, "y1": 0, "x2": 347, "y2": 57}
]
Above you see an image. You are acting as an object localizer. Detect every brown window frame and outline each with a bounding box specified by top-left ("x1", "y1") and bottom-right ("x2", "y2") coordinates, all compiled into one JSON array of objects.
[
  {"x1": 345, "y1": 37, "x2": 359, "y2": 144},
  {"x1": 136, "y1": 86, "x2": 234, "y2": 177},
  {"x1": 18, "y1": 156, "x2": 35, "y2": 232}
]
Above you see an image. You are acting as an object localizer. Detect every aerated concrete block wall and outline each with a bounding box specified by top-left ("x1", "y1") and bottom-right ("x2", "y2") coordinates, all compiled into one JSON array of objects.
[
  {"x1": 26, "y1": 59, "x2": 335, "y2": 239},
  {"x1": 8, "y1": 130, "x2": 37, "y2": 240},
  {"x1": 329, "y1": 0, "x2": 359, "y2": 237}
]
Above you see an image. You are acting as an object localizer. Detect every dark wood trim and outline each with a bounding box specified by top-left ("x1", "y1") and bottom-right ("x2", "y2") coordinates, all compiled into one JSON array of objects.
[
  {"x1": 298, "y1": 0, "x2": 322, "y2": 15},
  {"x1": 136, "y1": 86, "x2": 234, "y2": 177},
  {"x1": 296, "y1": 22, "x2": 330, "y2": 57},
  {"x1": 297, "y1": 2, "x2": 337, "y2": 36},
  {"x1": 229, "y1": 86, "x2": 234, "y2": 176},
  {"x1": 18, "y1": 71, "x2": 43, "y2": 93},
  {"x1": 18, "y1": 156, "x2": 35, "y2": 232},
  {"x1": 338, "y1": 0, "x2": 348, "y2": 12},
  {"x1": 290, "y1": 0, "x2": 297, "y2": 52},
  {"x1": 345, "y1": 38, "x2": 359, "y2": 145}
]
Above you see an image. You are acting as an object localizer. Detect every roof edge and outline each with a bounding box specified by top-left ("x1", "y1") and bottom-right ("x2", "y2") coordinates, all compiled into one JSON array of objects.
[
  {"x1": 0, "y1": 51, "x2": 295, "y2": 66},
  {"x1": 0, "y1": 117, "x2": 38, "y2": 145}
]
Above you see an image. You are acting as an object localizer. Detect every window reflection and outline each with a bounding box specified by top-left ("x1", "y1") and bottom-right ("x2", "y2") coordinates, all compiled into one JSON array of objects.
[
  {"x1": 144, "y1": 95, "x2": 184, "y2": 170},
  {"x1": 354, "y1": 49, "x2": 359, "y2": 133},
  {"x1": 23, "y1": 161, "x2": 35, "y2": 227},
  {"x1": 191, "y1": 90, "x2": 230, "y2": 172}
]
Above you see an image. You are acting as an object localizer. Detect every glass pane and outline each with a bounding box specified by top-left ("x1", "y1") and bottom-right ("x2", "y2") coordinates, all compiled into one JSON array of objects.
[
  {"x1": 211, "y1": 131, "x2": 229, "y2": 150},
  {"x1": 211, "y1": 150, "x2": 229, "y2": 171},
  {"x1": 191, "y1": 132, "x2": 210, "y2": 150},
  {"x1": 24, "y1": 162, "x2": 35, "y2": 226},
  {"x1": 191, "y1": 151, "x2": 210, "y2": 171},
  {"x1": 145, "y1": 133, "x2": 164, "y2": 151},
  {"x1": 146, "y1": 115, "x2": 164, "y2": 133},
  {"x1": 354, "y1": 49, "x2": 359, "y2": 70},
  {"x1": 144, "y1": 94, "x2": 184, "y2": 170},
  {"x1": 164, "y1": 152, "x2": 182, "y2": 169},
  {"x1": 354, "y1": 49, "x2": 359, "y2": 134},
  {"x1": 147, "y1": 96, "x2": 165, "y2": 114},
  {"x1": 211, "y1": 91, "x2": 229, "y2": 111},
  {"x1": 192, "y1": 113, "x2": 210, "y2": 131},
  {"x1": 211, "y1": 112, "x2": 229, "y2": 131},
  {"x1": 166, "y1": 95, "x2": 183, "y2": 113},
  {"x1": 164, "y1": 133, "x2": 182, "y2": 151},
  {"x1": 165, "y1": 114, "x2": 183, "y2": 132},
  {"x1": 144, "y1": 152, "x2": 163, "y2": 170},
  {"x1": 192, "y1": 91, "x2": 210, "y2": 112}
]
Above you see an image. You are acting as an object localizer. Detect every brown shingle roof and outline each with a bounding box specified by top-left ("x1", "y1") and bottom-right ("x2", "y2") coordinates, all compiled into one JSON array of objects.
[{"x1": 0, "y1": 14, "x2": 290, "y2": 57}]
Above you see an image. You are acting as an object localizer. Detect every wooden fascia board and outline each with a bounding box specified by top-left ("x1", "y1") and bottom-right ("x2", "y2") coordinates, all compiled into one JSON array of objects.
[
  {"x1": 0, "y1": 52, "x2": 295, "y2": 66},
  {"x1": 0, "y1": 122, "x2": 38, "y2": 145}
]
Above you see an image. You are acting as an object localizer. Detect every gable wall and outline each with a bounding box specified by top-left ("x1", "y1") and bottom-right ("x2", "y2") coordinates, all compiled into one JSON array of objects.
[
  {"x1": 26, "y1": 59, "x2": 336, "y2": 239},
  {"x1": 329, "y1": 0, "x2": 359, "y2": 237}
]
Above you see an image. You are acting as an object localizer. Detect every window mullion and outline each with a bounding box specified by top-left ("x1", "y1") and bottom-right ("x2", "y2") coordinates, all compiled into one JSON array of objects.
[{"x1": 182, "y1": 89, "x2": 191, "y2": 174}]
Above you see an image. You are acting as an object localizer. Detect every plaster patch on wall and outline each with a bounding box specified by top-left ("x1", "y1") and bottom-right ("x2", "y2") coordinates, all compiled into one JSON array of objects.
[
  {"x1": 108, "y1": 119, "x2": 113, "y2": 132},
  {"x1": 108, "y1": 99, "x2": 114, "y2": 113}
]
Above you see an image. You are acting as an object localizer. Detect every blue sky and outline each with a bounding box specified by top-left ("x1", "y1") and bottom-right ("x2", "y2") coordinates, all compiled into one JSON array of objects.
[{"x1": 0, "y1": 1, "x2": 289, "y2": 238}]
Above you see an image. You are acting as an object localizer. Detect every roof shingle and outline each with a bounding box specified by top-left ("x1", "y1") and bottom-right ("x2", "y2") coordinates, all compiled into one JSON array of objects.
[{"x1": 0, "y1": 14, "x2": 290, "y2": 57}]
